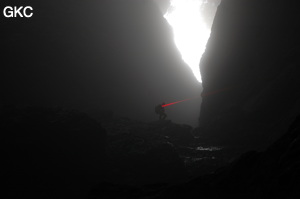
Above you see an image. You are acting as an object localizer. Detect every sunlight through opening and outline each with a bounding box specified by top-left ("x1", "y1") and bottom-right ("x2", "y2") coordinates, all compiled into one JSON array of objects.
[{"x1": 164, "y1": 0, "x2": 217, "y2": 82}]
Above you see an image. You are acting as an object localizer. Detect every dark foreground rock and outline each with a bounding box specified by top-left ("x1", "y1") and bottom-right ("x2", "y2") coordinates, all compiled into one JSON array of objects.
[
  {"x1": 89, "y1": 115, "x2": 300, "y2": 199},
  {"x1": 3, "y1": 107, "x2": 214, "y2": 198},
  {"x1": 1, "y1": 106, "x2": 107, "y2": 199},
  {"x1": 88, "y1": 116, "x2": 240, "y2": 199},
  {"x1": 4, "y1": 106, "x2": 296, "y2": 199},
  {"x1": 159, "y1": 115, "x2": 300, "y2": 199},
  {"x1": 100, "y1": 118, "x2": 190, "y2": 185},
  {"x1": 99, "y1": 115, "x2": 239, "y2": 183}
]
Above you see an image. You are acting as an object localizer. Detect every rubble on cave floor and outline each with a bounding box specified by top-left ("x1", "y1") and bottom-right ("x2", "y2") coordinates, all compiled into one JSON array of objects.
[{"x1": 95, "y1": 115, "x2": 239, "y2": 182}]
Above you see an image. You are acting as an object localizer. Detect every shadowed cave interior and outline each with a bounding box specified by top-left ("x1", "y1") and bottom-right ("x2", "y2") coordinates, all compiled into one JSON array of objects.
[{"x1": 1, "y1": 0, "x2": 300, "y2": 198}]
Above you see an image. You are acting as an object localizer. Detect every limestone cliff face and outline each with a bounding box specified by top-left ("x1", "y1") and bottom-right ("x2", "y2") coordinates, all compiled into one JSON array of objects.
[
  {"x1": 1, "y1": 0, "x2": 201, "y2": 126},
  {"x1": 199, "y1": 0, "x2": 300, "y2": 148}
]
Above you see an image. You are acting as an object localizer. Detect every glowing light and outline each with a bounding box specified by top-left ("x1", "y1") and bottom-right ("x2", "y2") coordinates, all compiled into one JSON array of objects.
[
  {"x1": 162, "y1": 98, "x2": 191, "y2": 107},
  {"x1": 164, "y1": 0, "x2": 212, "y2": 82},
  {"x1": 162, "y1": 96, "x2": 200, "y2": 107}
]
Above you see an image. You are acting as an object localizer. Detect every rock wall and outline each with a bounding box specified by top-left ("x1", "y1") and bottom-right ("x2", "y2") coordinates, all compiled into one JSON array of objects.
[{"x1": 199, "y1": 0, "x2": 300, "y2": 148}]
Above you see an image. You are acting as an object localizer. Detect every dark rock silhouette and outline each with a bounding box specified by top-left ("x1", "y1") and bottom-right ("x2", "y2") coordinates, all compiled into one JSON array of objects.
[
  {"x1": 1, "y1": 106, "x2": 106, "y2": 198},
  {"x1": 199, "y1": 0, "x2": 300, "y2": 149}
]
